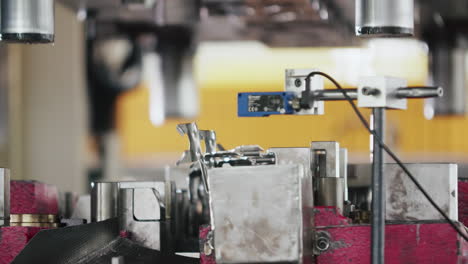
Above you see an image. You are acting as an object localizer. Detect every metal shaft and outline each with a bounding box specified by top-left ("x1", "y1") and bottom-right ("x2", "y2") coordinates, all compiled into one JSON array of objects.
[
  {"x1": 372, "y1": 108, "x2": 385, "y2": 264},
  {"x1": 313, "y1": 89, "x2": 358, "y2": 101}
]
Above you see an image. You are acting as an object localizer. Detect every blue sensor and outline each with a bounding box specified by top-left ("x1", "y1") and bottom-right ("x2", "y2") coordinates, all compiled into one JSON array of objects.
[{"x1": 238, "y1": 92, "x2": 296, "y2": 117}]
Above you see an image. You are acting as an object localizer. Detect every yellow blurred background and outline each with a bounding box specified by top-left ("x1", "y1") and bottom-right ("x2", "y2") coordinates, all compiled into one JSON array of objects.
[{"x1": 116, "y1": 40, "x2": 468, "y2": 164}]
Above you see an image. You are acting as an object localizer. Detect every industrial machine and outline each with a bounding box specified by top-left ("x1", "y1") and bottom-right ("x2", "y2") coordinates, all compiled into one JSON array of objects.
[{"x1": 1, "y1": 0, "x2": 468, "y2": 264}]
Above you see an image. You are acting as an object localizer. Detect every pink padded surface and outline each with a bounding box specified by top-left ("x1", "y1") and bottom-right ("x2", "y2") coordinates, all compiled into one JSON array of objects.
[
  {"x1": 0, "y1": 227, "x2": 44, "y2": 264},
  {"x1": 10, "y1": 181, "x2": 58, "y2": 215}
]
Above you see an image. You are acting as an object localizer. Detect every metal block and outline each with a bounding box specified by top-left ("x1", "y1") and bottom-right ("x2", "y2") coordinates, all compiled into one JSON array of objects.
[
  {"x1": 357, "y1": 76, "x2": 407, "y2": 109},
  {"x1": 316, "y1": 178, "x2": 344, "y2": 214},
  {"x1": 118, "y1": 181, "x2": 168, "y2": 250},
  {"x1": 0, "y1": 169, "x2": 10, "y2": 226},
  {"x1": 269, "y1": 147, "x2": 313, "y2": 208},
  {"x1": 285, "y1": 69, "x2": 324, "y2": 115},
  {"x1": 348, "y1": 163, "x2": 458, "y2": 221},
  {"x1": 311, "y1": 142, "x2": 340, "y2": 178},
  {"x1": 91, "y1": 182, "x2": 118, "y2": 222},
  {"x1": 209, "y1": 165, "x2": 309, "y2": 263},
  {"x1": 340, "y1": 148, "x2": 348, "y2": 201}
]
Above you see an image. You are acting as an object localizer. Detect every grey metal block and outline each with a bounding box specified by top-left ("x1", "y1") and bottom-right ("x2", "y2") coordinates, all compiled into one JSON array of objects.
[
  {"x1": 385, "y1": 163, "x2": 458, "y2": 221},
  {"x1": 0, "y1": 168, "x2": 10, "y2": 226},
  {"x1": 285, "y1": 69, "x2": 324, "y2": 115},
  {"x1": 209, "y1": 165, "x2": 309, "y2": 264},
  {"x1": 358, "y1": 76, "x2": 407, "y2": 109},
  {"x1": 348, "y1": 163, "x2": 458, "y2": 221},
  {"x1": 118, "y1": 181, "x2": 167, "y2": 250}
]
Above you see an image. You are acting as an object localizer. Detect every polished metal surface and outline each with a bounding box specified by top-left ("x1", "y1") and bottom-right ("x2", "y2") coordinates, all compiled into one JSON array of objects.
[
  {"x1": 371, "y1": 108, "x2": 385, "y2": 264},
  {"x1": 340, "y1": 148, "x2": 348, "y2": 201},
  {"x1": 0, "y1": 168, "x2": 9, "y2": 226},
  {"x1": 10, "y1": 214, "x2": 58, "y2": 223},
  {"x1": 0, "y1": 0, "x2": 55, "y2": 42},
  {"x1": 312, "y1": 89, "x2": 358, "y2": 101},
  {"x1": 356, "y1": 0, "x2": 414, "y2": 37},
  {"x1": 209, "y1": 165, "x2": 310, "y2": 263},
  {"x1": 396, "y1": 87, "x2": 444, "y2": 99},
  {"x1": 91, "y1": 182, "x2": 119, "y2": 222}
]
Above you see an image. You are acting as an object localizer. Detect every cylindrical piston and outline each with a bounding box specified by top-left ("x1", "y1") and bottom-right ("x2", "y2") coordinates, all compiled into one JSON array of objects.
[
  {"x1": 0, "y1": 0, "x2": 55, "y2": 43},
  {"x1": 91, "y1": 182, "x2": 118, "y2": 222},
  {"x1": 356, "y1": 0, "x2": 414, "y2": 37}
]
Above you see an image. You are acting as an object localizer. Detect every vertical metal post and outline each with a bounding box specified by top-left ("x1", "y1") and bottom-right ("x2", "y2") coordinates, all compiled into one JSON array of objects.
[{"x1": 372, "y1": 108, "x2": 385, "y2": 264}]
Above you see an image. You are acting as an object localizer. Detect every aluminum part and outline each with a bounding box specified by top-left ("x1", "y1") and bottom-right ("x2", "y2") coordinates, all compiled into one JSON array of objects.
[
  {"x1": 118, "y1": 181, "x2": 168, "y2": 250},
  {"x1": 347, "y1": 163, "x2": 458, "y2": 221},
  {"x1": 316, "y1": 177, "x2": 344, "y2": 214},
  {"x1": 0, "y1": 0, "x2": 55, "y2": 43},
  {"x1": 311, "y1": 142, "x2": 340, "y2": 178},
  {"x1": 209, "y1": 165, "x2": 307, "y2": 263},
  {"x1": 0, "y1": 168, "x2": 9, "y2": 226},
  {"x1": 91, "y1": 182, "x2": 118, "y2": 222},
  {"x1": 357, "y1": 76, "x2": 408, "y2": 109},
  {"x1": 285, "y1": 69, "x2": 325, "y2": 115},
  {"x1": 356, "y1": 0, "x2": 414, "y2": 37},
  {"x1": 340, "y1": 148, "x2": 349, "y2": 201}
]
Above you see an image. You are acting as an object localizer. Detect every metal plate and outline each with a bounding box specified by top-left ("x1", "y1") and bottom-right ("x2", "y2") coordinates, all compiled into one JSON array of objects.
[
  {"x1": 209, "y1": 165, "x2": 306, "y2": 263},
  {"x1": 348, "y1": 163, "x2": 458, "y2": 221},
  {"x1": 0, "y1": 169, "x2": 10, "y2": 226}
]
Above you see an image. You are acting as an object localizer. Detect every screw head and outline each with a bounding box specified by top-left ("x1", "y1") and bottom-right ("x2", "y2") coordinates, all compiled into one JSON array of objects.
[{"x1": 294, "y1": 79, "x2": 302, "y2": 87}]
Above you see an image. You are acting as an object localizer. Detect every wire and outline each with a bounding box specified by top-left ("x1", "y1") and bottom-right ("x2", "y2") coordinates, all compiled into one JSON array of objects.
[{"x1": 305, "y1": 71, "x2": 468, "y2": 241}]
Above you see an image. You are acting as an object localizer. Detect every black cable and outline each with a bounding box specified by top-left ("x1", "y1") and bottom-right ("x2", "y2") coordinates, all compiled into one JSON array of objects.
[{"x1": 305, "y1": 71, "x2": 468, "y2": 241}]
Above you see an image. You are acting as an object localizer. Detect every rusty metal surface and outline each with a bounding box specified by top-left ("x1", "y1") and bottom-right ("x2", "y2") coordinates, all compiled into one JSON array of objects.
[{"x1": 208, "y1": 165, "x2": 308, "y2": 263}]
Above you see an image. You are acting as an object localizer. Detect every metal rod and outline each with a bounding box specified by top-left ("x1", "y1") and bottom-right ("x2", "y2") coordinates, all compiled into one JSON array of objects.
[
  {"x1": 396, "y1": 87, "x2": 443, "y2": 99},
  {"x1": 372, "y1": 108, "x2": 385, "y2": 264},
  {"x1": 313, "y1": 89, "x2": 358, "y2": 101}
]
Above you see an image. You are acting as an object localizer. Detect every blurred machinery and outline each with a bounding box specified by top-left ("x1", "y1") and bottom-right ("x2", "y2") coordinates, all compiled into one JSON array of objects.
[
  {"x1": 1, "y1": 0, "x2": 468, "y2": 264},
  {"x1": 1, "y1": 69, "x2": 467, "y2": 264}
]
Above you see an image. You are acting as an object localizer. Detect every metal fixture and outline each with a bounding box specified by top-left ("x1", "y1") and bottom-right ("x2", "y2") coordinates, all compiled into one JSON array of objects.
[
  {"x1": 208, "y1": 165, "x2": 312, "y2": 263},
  {"x1": 0, "y1": 168, "x2": 9, "y2": 226},
  {"x1": 118, "y1": 181, "x2": 168, "y2": 251},
  {"x1": 356, "y1": 0, "x2": 414, "y2": 37},
  {"x1": 347, "y1": 163, "x2": 459, "y2": 221},
  {"x1": 0, "y1": 0, "x2": 55, "y2": 43},
  {"x1": 285, "y1": 69, "x2": 324, "y2": 115},
  {"x1": 315, "y1": 231, "x2": 331, "y2": 253},
  {"x1": 371, "y1": 107, "x2": 385, "y2": 264},
  {"x1": 91, "y1": 182, "x2": 118, "y2": 222},
  {"x1": 199, "y1": 130, "x2": 217, "y2": 154}
]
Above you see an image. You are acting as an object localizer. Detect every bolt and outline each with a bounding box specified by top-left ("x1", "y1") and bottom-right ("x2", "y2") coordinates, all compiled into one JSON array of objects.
[
  {"x1": 316, "y1": 237, "x2": 330, "y2": 252},
  {"x1": 362, "y1": 87, "x2": 380, "y2": 96},
  {"x1": 295, "y1": 79, "x2": 302, "y2": 88},
  {"x1": 315, "y1": 231, "x2": 331, "y2": 253}
]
